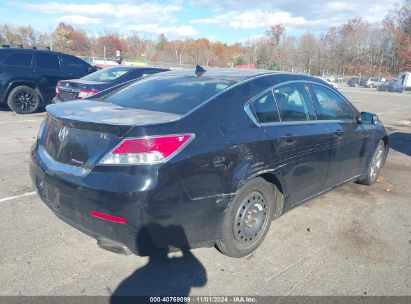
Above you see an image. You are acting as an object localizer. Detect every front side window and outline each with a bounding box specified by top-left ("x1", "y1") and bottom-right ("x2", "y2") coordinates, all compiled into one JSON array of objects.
[
  {"x1": 4, "y1": 52, "x2": 33, "y2": 67},
  {"x1": 273, "y1": 83, "x2": 316, "y2": 121},
  {"x1": 310, "y1": 84, "x2": 355, "y2": 120},
  {"x1": 248, "y1": 91, "x2": 279, "y2": 124},
  {"x1": 63, "y1": 55, "x2": 89, "y2": 71},
  {"x1": 36, "y1": 53, "x2": 60, "y2": 69}
]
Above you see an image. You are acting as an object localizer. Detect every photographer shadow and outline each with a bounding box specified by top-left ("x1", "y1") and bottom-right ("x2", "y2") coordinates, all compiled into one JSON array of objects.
[{"x1": 111, "y1": 224, "x2": 207, "y2": 304}]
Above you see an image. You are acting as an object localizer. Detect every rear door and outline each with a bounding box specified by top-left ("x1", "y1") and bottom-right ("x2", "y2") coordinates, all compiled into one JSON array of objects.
[
  {"x1": 35, "y1": 52, "x2": 63, "y2": 102},
  {"x1": 249, "y1": 82, "x2": 332, "y2": 206},
  {"x1": 1, "y1": 52, "x2": 34, "y2": 100},
  {"x1": 308, "y1": 83, "x2": 364, "y2": 188}
]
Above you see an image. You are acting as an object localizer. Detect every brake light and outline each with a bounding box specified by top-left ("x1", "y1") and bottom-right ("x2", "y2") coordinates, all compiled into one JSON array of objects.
[
  {"x1": 99, "y1": 134, "x2": 195, "y2": 165},
  {"x1": 77, "y1": 89, "x2": 99, "y2": 99},
  {"x1": 90, "y1": 211, "x2": 127, "y2": 224},
  {"x1": 55, "y1": 86, "x2": 60, "y2": 95}
]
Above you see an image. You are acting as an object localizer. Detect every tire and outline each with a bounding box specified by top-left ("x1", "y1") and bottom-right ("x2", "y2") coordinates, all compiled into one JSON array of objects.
[
  {"x1": 7, "y1": 86, "x2": 41, "y2": 114},
  {"x1": 216, "y1": 177, "x2": 277, "y2": 258},
  {"x1": 358, "y1": 140, "x2": 386, "y2": 186}
]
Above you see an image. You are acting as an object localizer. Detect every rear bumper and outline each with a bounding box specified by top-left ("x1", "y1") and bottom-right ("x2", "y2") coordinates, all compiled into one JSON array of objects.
[{"x1": 29, "y1": 144, "x2": 220, "y2": 255}]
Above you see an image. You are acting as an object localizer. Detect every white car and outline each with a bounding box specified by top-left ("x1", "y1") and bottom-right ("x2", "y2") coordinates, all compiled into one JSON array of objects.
[{"x1": 321, "y1": 77, "x2": 339, "y2": 89}]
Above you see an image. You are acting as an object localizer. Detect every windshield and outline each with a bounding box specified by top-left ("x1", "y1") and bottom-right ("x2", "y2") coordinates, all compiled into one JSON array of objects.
[
  {"x1": 103, "y1": 75, "x2": 236, "y2": 114},
  {"x1": 82, "y1": 67, "x2": 132, "y2": 82}
]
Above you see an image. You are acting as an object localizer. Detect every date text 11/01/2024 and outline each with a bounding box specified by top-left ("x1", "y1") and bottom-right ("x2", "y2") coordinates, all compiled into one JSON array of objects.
[{"x1": 149, "y1": 296, "x2": 257, "y2": 303}]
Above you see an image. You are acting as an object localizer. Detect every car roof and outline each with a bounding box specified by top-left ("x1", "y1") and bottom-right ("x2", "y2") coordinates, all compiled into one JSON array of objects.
[
  {"x1": 155, "y1": 67, "x2": 314, "y2": 83},
  {"x1": 0, "y1": 47, "x2": 70, "y2": 56},
  {"x1": 98, "y1": 66, "x2": 169, "y2": 73}
]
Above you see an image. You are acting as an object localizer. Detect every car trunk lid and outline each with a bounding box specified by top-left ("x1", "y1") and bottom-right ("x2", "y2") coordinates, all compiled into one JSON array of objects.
[
  {"x1": 58, "y1": 80, "x2": 106, "y2": 101},
  {"x1": 41, "y1": 100, "x2": 181, "y2": 168}
]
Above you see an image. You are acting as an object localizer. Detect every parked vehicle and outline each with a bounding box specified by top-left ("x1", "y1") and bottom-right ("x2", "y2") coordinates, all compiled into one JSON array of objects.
[
  {"x1": 377, "y1": 79, "x2": 405, "y2": 92},
  {"x1": 360, "y1": 77, "x2": 370, "y2": 87},
  {"x1": 53, "y1": 66, "x2": 169, "y2": 103},
  {"x1": 30, "y1": 68, "x2": 389, "y2": 258},
  {"x1": 364, "y1": 77, "x2": 385, "y2": 88},
  {"x1": 347, "y1": 77, "x2": 361, "y2": 87},
  {"x1": 320, "y1": 77, "x2": 338, "y2": 89},
  {"x1": 398, "y1": 72, "x2": 411, "y2": 91},
  {"x1": 0, "y1": 46, "x2": 97, "y2": 114}
]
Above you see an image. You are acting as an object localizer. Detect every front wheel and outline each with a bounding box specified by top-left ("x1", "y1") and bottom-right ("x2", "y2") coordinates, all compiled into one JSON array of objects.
[
  {"x1": 358, "y1": 140, "x2": 386, "y2": 185},
  {"x1": 7, "y1": 86, "x2": 41, "y2": 114},
  {"x1": 216, "y1": 177, "x2": 277, "y2": 257}
]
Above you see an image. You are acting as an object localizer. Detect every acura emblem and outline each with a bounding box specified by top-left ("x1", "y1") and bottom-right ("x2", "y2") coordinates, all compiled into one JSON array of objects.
[{"x1": 58, "y1": 126, "x2": 69, "y2": 142}]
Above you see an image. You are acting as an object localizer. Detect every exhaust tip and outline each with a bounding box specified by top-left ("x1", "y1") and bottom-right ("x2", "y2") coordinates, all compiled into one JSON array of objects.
[{"x1": 97, "y1": 237, "x2": 132, "y2": 255}]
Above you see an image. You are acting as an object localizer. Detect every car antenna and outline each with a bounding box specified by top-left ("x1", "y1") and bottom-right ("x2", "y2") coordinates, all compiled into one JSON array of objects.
[{"x1": 195, "y1": 65, "x2": 206, "y2": 77}]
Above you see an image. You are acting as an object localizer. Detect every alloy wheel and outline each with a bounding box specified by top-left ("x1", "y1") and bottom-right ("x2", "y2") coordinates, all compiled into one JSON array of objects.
[{"x1": 13, "y1": 90, "x2": 38, "y2": 113}]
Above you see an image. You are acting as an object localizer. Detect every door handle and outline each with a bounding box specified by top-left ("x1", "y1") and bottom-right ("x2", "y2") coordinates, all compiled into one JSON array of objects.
[{"x1": 280, "y1": 134, "x2": 296, "y2": 143}]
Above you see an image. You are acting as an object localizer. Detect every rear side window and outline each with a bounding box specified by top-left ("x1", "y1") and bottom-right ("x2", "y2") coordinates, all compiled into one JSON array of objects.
[
  {"x1": 63, "y1": 55, "x2": 89, "y2": 71},
  {"x1": 36, "y1": 53, "x2": 60, "y2": 69},
  {"x1": 4, "y1": 52, "x2": 33, "y2": 67},
  {"x1": 274, "y1": 83, "x2": 316, "y2": 121},
  {"x1": 104, "y1": 76, "x2": 235, "y2": 114},
  {"x1": 248, "y1": 91, "x2": 279, "y2": 123},
  {"x1": 311, "y1": 84, "x2": 355, "y2": 120}
]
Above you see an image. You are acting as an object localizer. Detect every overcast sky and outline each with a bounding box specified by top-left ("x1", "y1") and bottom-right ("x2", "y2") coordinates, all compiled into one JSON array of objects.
[{"x1": 3, "y1": 0, "x2": 399, "y2": 43}]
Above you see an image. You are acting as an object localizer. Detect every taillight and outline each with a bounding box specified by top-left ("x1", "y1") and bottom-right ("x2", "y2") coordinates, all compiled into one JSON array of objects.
[
  {"x1": 77, "y1": 89, "x2": 99, "y2": 99},
  {"x1": 55, "y1": 86, "x2": 60, "y2": 95},
  {"x1": 99, "y1": 134, "x2": 195, "y2": 165},
  {"x1": 90, "y1": 211, "x2": 127, "y2": 224}
]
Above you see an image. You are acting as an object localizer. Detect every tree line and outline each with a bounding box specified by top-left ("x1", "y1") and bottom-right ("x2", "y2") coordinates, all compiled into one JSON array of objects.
[{"x1": 1, "y1": 0, "x2": 410, "y2": 76}]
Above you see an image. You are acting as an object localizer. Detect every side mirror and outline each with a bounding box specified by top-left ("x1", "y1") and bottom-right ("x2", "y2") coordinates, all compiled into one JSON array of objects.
[{"x1": 359, "y1": 112, "x2": 378, "y2": 124}]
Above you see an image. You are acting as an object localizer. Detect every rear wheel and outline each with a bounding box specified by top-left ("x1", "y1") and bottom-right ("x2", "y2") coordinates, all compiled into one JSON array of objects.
[
  {"x1": 7, "y1": 86, "x2": 41, "y2": 114},
  {"x1": 216, "y1": 177, "x2": 277, "y2": 257},
  {"x1": 358, "y1": 140, "x2": 386, "y2": 185}
]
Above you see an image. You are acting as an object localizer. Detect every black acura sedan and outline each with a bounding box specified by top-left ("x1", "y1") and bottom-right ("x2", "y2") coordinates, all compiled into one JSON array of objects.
[
  {"x1": 30, "y1": 68, "x2": 389, "y2": 257},
  {"x1": 52, "y1": 66, "x2": 168, "y2": 103}
]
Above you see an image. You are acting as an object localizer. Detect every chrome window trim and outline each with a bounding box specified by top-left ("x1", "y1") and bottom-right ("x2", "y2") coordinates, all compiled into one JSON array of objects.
[
  {"x1": 38, "y1": 146, "x2": 91, "y2": 177},
  {"x1": 244, "y1": 89, "x2": 281, "y2": 126},
  {"x1": 258, "y1": 119, "x2": 348, "y2": 127},
  {"x1": 243, "y1": 79, "x2": 358, "y2": 127}
]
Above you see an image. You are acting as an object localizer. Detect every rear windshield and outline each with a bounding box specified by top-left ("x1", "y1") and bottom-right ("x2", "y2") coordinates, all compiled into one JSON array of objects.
[
  {"x1": 103, "y1": 75, "x2": 236, "y2": 114},
  {"x1": 82, "y1": 67, "x2": 132, "y2": 82}
]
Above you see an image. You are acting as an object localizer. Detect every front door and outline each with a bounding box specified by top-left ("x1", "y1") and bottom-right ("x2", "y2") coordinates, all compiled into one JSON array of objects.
[{"x1": 308, "y1": 83, "x2": 364, "y2": 188}]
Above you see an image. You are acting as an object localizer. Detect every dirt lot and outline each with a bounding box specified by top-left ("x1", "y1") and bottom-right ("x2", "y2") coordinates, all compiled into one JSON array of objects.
[{"x1": 0, "y1": 86, "x2": 410, "y2": 297}]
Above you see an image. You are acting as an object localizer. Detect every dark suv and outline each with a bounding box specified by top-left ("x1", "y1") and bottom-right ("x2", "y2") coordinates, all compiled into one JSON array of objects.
[{"x1": 0, "y1": 46, "x2": 96, "y2": 114}]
